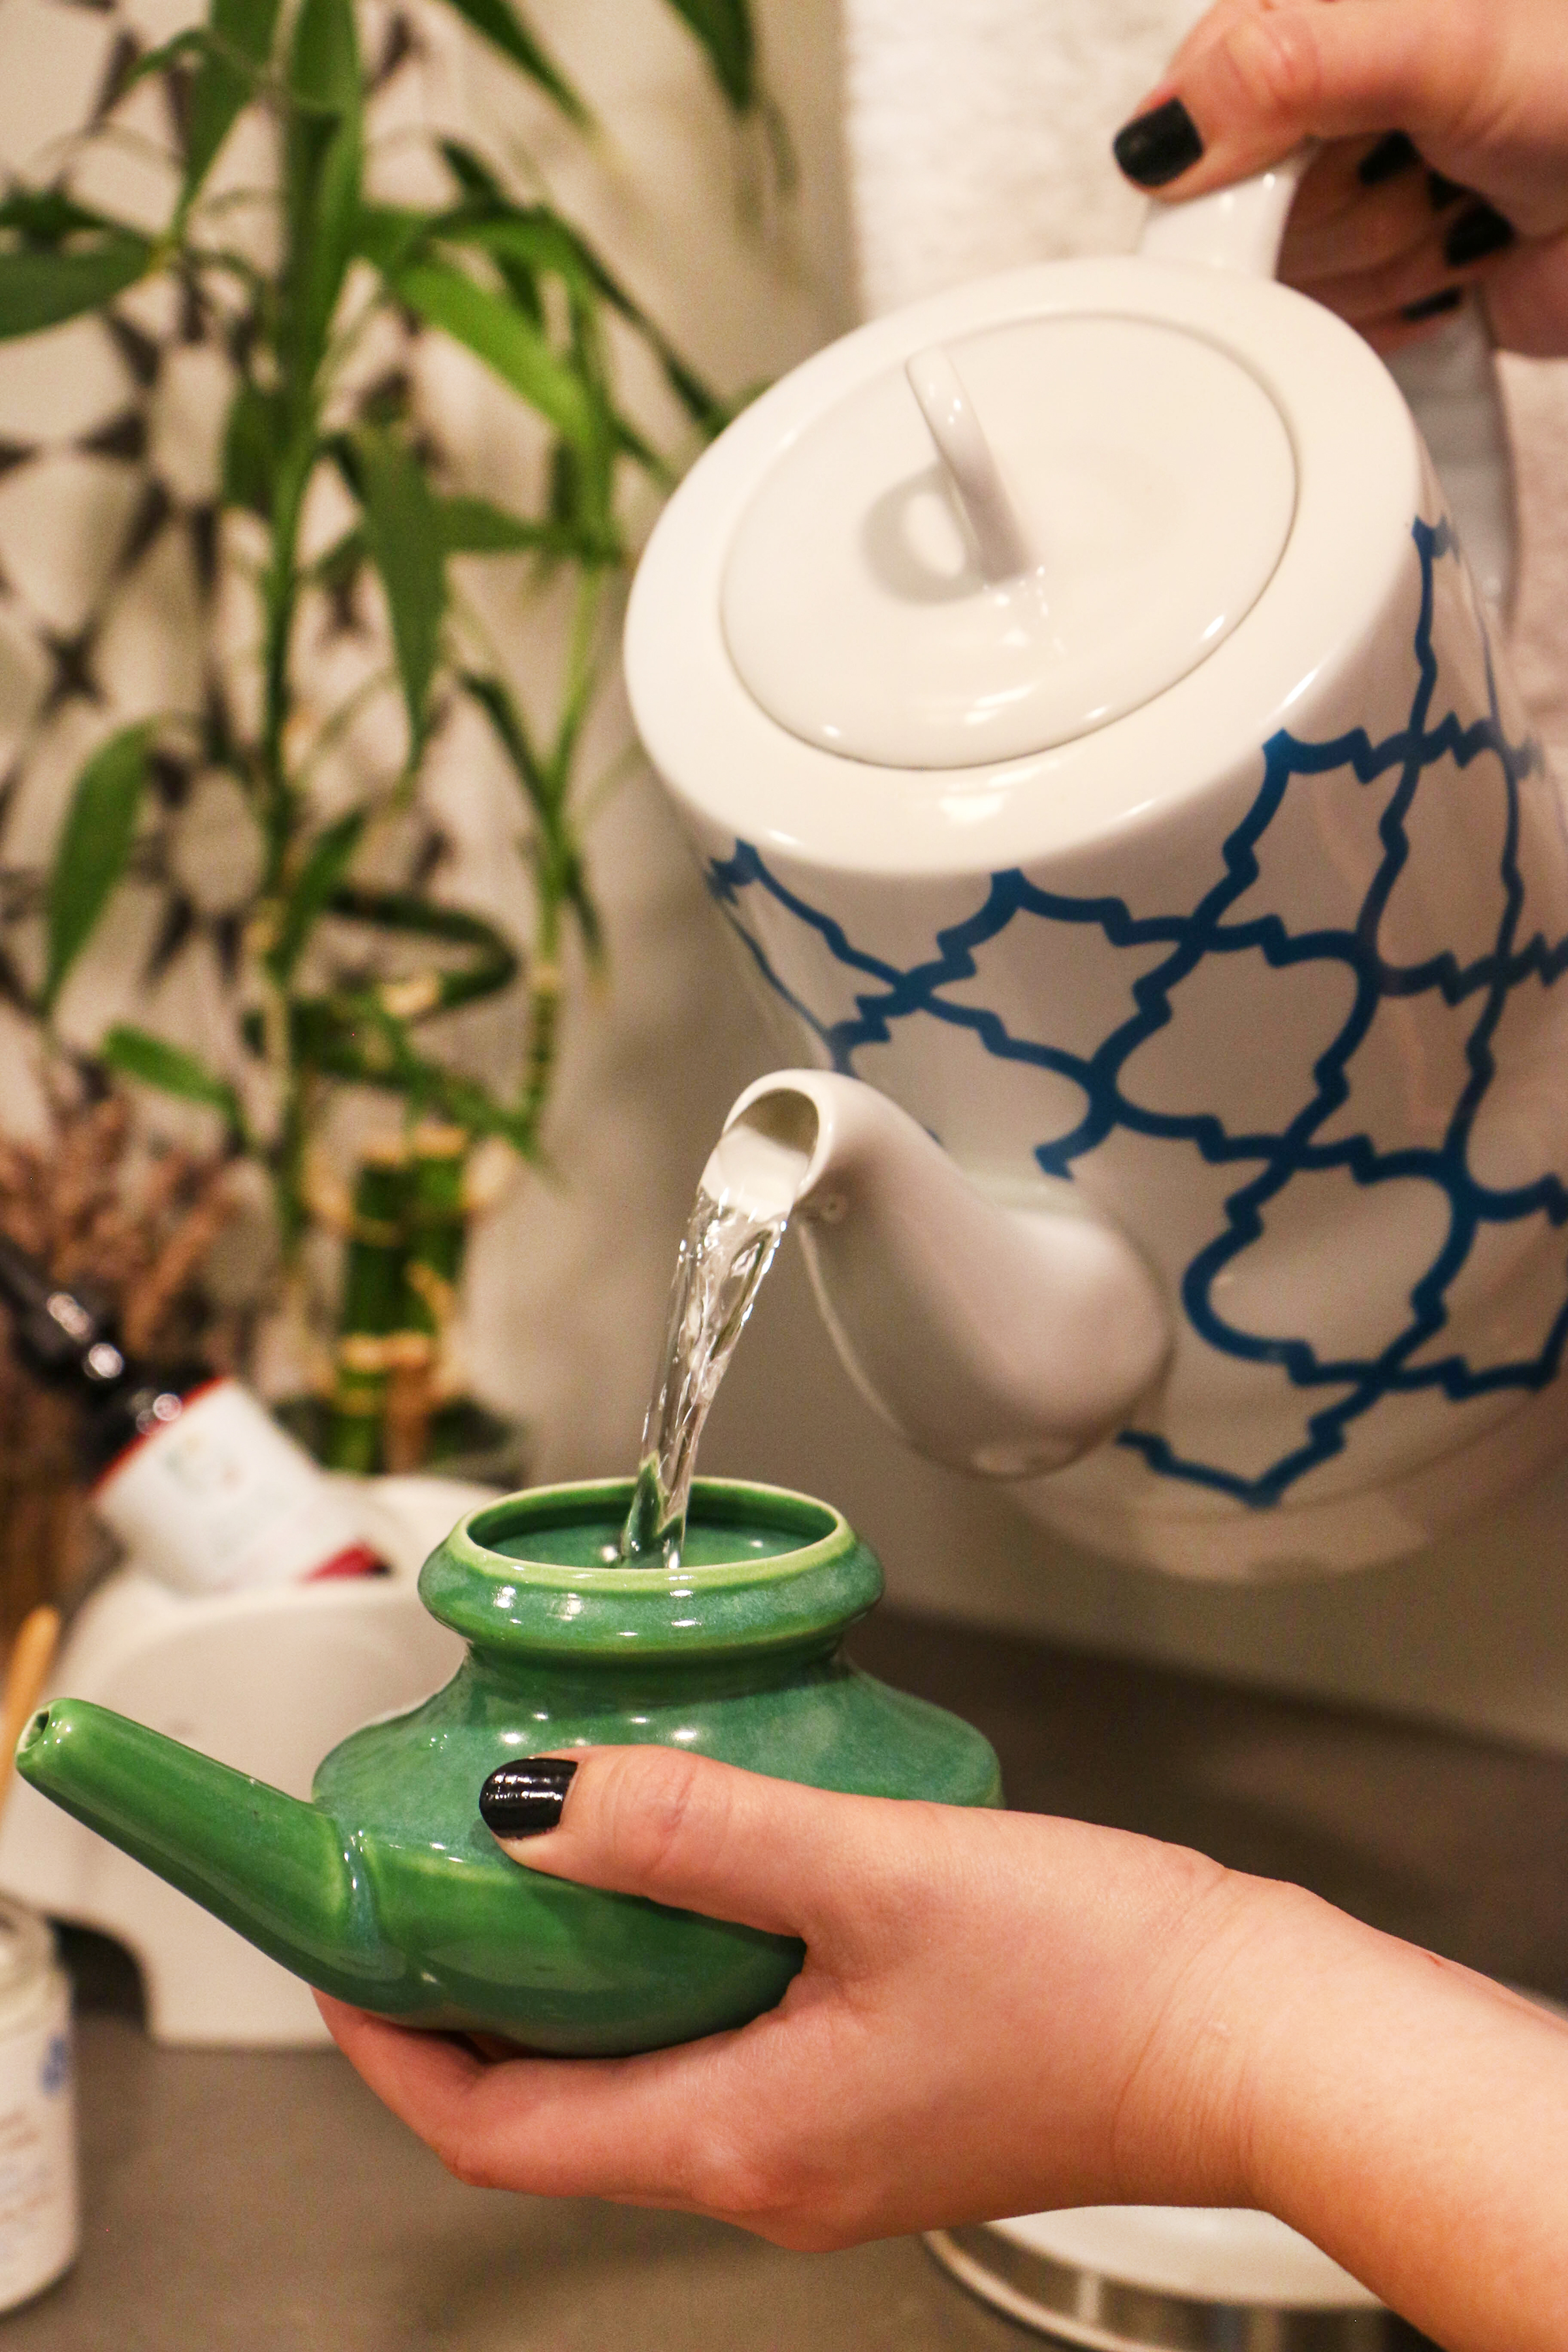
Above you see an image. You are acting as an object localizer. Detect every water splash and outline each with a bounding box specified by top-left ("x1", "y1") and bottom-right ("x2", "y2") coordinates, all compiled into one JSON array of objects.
[{"x1": 620, "y1": 1119, "x2": 810, "y2": 1569}]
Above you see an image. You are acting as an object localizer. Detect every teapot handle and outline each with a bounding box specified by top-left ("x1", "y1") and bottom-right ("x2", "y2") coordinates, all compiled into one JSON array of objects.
[
  {"x1": 1136, "y1": 146, "x2": 1311, "y2": 277},
  {"x1": 1138, "y1": 148, "x2": 1516, "y2": 621}
]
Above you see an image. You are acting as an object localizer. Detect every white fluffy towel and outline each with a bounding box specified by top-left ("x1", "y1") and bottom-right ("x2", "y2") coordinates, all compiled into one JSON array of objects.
[
  {"x1": 839, "y1": 0, "x2": 1568, "y2": 758},
  {"x1": 842, "y1": 0, "x2": 1205, "y2": 314}
]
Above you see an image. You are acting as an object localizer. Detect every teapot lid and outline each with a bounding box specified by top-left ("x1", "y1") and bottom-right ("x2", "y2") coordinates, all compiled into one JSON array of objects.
[{"x1": 719, "y1": 312, "x2": 1296, "y2": 770}]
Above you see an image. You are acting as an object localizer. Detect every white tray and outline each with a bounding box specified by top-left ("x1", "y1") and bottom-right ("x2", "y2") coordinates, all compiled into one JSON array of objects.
[{"x1": 0, "y1": 1475, "x2": 485, "y2": 2048}]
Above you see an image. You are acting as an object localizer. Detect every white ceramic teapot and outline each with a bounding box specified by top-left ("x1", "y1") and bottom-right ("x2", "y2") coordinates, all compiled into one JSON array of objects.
[{"x1": 625, "y1": 165, "x2": 1568, "y2": 1582}]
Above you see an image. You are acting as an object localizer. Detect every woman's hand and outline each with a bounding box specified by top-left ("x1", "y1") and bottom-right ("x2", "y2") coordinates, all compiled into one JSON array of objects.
[
  {"x1": 320, "y1": 1747, "x2": 1568, "y2": 2346},
  {"x1": 1111, "y1": 0, "x2": 1568, "y2": 353},
  {"x1": 318, "y1": 1747, "x2": 1264, "y2": 2247}
]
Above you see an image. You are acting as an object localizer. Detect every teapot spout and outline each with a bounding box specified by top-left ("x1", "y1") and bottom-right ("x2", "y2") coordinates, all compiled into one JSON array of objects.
[
  {"x1": 718, "y1": 1072, "x2": 1169, "y2": 1477},
  {"x1": 16, "y1": 1699, "x2": 389, "y2": 2006}
]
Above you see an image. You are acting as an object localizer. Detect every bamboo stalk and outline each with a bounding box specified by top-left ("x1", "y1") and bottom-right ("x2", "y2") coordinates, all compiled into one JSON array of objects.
[
  {"x1": 382, "y1": 1122, "x2": 469, "y2": 1473},
  {"x1": 325, "y1": 1141, "x2": 413, "y2": 1474}
]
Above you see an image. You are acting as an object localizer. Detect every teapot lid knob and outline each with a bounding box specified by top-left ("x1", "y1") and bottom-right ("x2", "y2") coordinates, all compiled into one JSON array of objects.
[
  {"x1": 904, "y1": 344, "x2": 1038, "y2": 584},
  {"x1": 719, "y1": 308, "x2": 1297, "y2": 772}
]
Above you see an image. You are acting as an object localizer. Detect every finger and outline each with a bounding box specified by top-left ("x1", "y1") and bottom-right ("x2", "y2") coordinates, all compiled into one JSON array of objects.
[
  {"x1": 1282, "y1": 169, "x2": 1456, "y2": 281},
  {"x1": 1115, "y1": 0, "x2": 1492, "y2": 197},
  {"x1": 1291, "y1": 216, "x2": 1507, "y2": 323},
  {"x1": 478, "y1": 1744, "x2": 915, "y2": 1947},
  {"x1": 1350, "y1": 300, "x2": 1469, "y2": 355},
  {"x1": 316, "y1": 1988, "x2": 798, "y2": 2215},
  {"x1": 317, "y1": 1993, "x2": 490, "y2": 2112},
  {"x1": 1284, "y1": 136, "x2": 1406, "y2": 235},
  {"x1": 1483, "y1": 231, "x2": 1568, "y2": 354}
]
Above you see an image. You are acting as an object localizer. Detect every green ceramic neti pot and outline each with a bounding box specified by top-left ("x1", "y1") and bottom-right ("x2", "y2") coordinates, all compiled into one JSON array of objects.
[{"x1": 16, "y1": 1478, "x2": 1001, "y2": 2054}]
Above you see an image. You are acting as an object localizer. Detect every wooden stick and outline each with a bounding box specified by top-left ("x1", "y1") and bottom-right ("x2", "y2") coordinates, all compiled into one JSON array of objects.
[{"x1": 0, "y1": 1607, "x2": 60, "y2": 1820}]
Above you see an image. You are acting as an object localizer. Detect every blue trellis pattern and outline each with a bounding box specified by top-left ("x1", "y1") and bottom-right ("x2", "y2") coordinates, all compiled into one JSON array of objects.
[{"x1": 706, "y1": 519, "x2": 1568, "y2": 1511}]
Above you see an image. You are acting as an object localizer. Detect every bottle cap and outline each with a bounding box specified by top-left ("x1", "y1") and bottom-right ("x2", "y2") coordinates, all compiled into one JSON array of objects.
[{"x1": 0, "y1": 1235, "x2": 123, "y2": 1388}]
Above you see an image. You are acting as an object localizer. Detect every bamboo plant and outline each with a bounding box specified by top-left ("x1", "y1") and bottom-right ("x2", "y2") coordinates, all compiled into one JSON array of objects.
[{"x1": 0, "y1": 0, "x2": 757, "y2": 1469}]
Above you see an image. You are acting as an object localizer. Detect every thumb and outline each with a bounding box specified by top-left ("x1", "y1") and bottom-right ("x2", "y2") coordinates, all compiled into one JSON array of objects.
[
  {"x1": 1116, "y1": 0, "x2": 1545, "y2": 219},
  {"x1": 477, "y1": 1745, "x2": 894, "y2": 1943}
]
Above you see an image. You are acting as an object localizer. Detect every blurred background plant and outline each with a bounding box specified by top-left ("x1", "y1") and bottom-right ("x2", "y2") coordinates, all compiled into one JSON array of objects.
[{"x1": 0, "y1": 0, "x2": 760, "y2": 1495}]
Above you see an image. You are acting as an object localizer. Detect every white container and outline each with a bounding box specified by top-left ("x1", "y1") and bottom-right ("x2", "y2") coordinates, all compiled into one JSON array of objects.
[
  {"x1": 95, "y1": 1377, "x2": 384, "y2": 1596},
  {"x1": 0, "y1": 1901, "x2": 76, "y2": 2311},
  {"x1": 0, "y1": 1476, "x2": 478, "y2": 2048}
]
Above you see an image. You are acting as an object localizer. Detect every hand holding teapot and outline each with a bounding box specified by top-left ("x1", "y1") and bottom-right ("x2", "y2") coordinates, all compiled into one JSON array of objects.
[{"x1": 1115, "y1": 0, "x2": 1568, "y2": 356}]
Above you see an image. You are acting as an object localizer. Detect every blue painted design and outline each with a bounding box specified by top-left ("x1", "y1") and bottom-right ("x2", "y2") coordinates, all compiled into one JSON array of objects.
[
  {"x1": 39, "y1": 2032, "x2": 69, "y2": 2095},
  {"x1": 707, "y1": 520, "x2": 1568, "y2": 1508}
]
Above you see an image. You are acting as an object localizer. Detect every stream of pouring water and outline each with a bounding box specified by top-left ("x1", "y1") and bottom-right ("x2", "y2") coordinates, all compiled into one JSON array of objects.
[{"x1": 620, "y1": 1118, "x2": 811, "y2": 1569}]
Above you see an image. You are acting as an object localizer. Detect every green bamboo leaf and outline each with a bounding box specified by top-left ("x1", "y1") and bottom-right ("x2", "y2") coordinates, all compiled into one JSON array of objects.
[
  {"x1": 559, "y1": 845, "x2": 604, "y2": 967},
  {"x1": 282, "y1": 0, "x2": 361, "y2": 393},
  {"x1": 309, "y1": 519, "x2": 366, "y2": 593},
  {"x1": 663, "y1": 0, "x2": 755, "y2": 111},
  {"x1": 287, "y1": 109, "x2": 362, "y2": 390},
  {"x1": 392, "y1": 259, "x2": 596, "y2": 453},
  {"x1": 220, "y1": 379, "x2": 286, "y2": 514},
  {"x1": 269, "y1": 808, "x2": 365, "y2": 983},
  {"x1": 0, "y1": 191, "x2": 123, "y2": 240},
  {"x1": 42, "y1": 723, "x2": 152, "y2": 1015},
  {"x1": 429, "y1": 164, "x2": 544, "y2": 318},
  {"x1": 437, "y1": 141, "x2": 504, "y2": 204},
  {"x1": 353, "y1": 429, "x2": 445, "y2": 760},
  {"x1": 355, "y1": 203, "x2": 433, "y2": 277},
  {"x1": 443, "y1": 208, "x2": 595, "y2": 293},
  {"x1": 327, "y1": 886, "x2": 519, "y2": 1007},
  {"x1": 437, "y1": 493, "x2": 615, "y2": 562},
  {"x1": 182, "y1": 0, "x2": 285, "y2": 208},
  {"x1": 289, "y1": 0, "x2": 359, "y2": 108},
  {"x1": 0, "y1": 237, "x2": 152, "y2": 340},
  {"x1": 286, "y1": 998, "x2": 537, "y2": 1152},
  {"x1": 459, "y1": 670, "x2": 551, "y2": 816},
  {"x1": 429, "y1": 0, "x2": 589, "y2": 124},
  {"x1": 101, "y1": 1025, "x2": 245, "y2": 1131},
  {"x1": 436, "y1": 199, "x2": 725, "y2": 431}
]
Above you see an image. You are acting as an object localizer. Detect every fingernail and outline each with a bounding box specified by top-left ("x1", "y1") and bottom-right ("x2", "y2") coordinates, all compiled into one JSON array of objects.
[
  {"x1": 1427, "y1": 169, "x2": 1467, "y2": 211},
  {"x1": 1358, "y1": 131, "x2": 1417, "y2": 187},
  {"x1": 1401, "y1": 287, "x2": 1464, "y2": 322},
  {"x1": 480, "y1": 1757, "x2": 578, "y2": 1838},
  {"x1": 1113, "y1": 97, "x2": 1204, "y2": 189},
  {"x1": 1444, "y1": 201, "x2": 1514, "y2": 267}
]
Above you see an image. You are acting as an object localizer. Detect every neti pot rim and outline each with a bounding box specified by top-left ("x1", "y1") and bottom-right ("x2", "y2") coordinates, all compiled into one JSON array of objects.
[{"x1": 417, "y1": 1475, "x2": 884, "y2": 1663}]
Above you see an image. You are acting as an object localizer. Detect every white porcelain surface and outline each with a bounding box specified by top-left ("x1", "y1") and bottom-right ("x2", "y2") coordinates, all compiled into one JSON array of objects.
[
  {"x1": 992, "y1": 2206, "x2": 1378, "y2": 2308},
  {"x1": 627, "y1": 180, "x2": 1556, "y2": 1581},
  {"x1": 721, "y1": 314, "x2": 1295, "y2": 767},
  {"x1": 724, "y1": 1070, "x2": 1169, "y2": 1473},
  {"x1": 629, "y1": 254, "x2": 1416, "y2": 883},
  {"x1": 0, "y1": 1477, "x2": 481, "y2": 2047}
]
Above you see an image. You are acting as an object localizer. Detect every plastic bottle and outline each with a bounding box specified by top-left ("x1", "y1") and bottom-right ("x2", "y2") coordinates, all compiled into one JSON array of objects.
[{"x1": 0, "y1": 1235, "x2": 387, "y2": 1596}]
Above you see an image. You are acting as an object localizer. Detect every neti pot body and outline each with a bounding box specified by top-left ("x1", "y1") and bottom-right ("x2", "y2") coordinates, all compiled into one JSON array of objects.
[
  {"x1": 14, "y1": 1481, "x2": 1001, "y2": 2055},
  {"x1": 623, "y1": 161, "x2": 1568, "y2": 1583}
]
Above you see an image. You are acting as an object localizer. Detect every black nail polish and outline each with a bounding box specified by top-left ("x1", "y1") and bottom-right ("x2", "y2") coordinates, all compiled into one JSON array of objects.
[
  {"x1": 1358, "y1": 131, "x2": 1417, "y2": 187},
  {"x1": 480, "y1": 1757, "x2": 578, "y2": 1838},
  {"x1": 1426, "y1": 169, "x2": 1467, "y2": 211},
  {"x1": 1444, "y1": 201, "x2": 1514, "y2": 267},
  {"x1": 1401, "y1": 286, "x2": 1465, "y2": 322},
  {"x1": 1113, "y1": 97, "x2": 1204, "y2": 189}
]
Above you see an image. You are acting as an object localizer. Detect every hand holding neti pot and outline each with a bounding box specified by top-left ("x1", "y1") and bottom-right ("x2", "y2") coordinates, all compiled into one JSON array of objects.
[
  {"x1": 625, "y1": 158, "x2": 1565, "y2": 1582},
  {"x1": 14, "y1": 1480, "x2": 998, "y2": 2053}
]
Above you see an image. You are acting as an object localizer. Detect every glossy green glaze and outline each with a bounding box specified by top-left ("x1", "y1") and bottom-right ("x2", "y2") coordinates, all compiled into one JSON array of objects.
[{"x1": 16, "y1": 1478, "x2": 1001, "y2": 2055}]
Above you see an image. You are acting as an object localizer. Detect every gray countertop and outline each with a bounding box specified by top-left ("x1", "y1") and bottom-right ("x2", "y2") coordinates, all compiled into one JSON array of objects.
[{"x1": 11, "y1": 1606, "x2": 1564, "y2": 2348}]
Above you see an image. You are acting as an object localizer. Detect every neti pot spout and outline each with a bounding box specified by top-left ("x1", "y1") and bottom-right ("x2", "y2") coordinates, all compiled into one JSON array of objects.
[
  {"x1": 714, "y1": 1071, "x2": 1171, "y2": 1478},
  {"x1": 14, "y1": 1699, "x2": 396, "y2": 2006}
]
